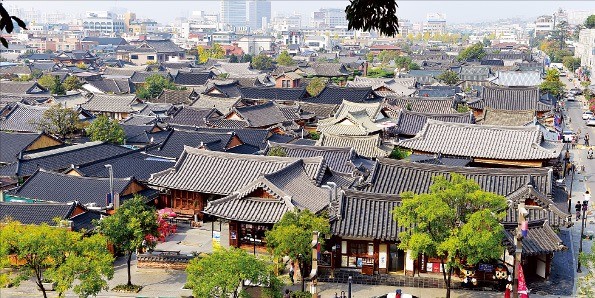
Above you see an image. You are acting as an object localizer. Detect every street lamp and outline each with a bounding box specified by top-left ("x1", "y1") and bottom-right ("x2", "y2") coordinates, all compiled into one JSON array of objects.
[
  {"x1": 104, "y1": 164, "x2": 114, "y2": 208},
  {"x1": 348, "y1": 276, "x2": 352, "y2": 298},
  {"x1": 577, "y1": 199, "x2": 589, "y2": 272}
]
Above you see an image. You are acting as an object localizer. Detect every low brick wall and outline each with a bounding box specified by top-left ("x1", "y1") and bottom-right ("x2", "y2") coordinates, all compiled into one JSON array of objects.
[{"x1": 137, "y1": 253, "x2": 194, "y2": 270}]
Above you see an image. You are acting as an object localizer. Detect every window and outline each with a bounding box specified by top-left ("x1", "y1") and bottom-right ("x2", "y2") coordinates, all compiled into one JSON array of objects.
[
  {"x1": 131, "y1": 54, "x2": 138, "y2": 59},
  {"x1": 350, "y1": 242, "x2": 367, "y2": 255},
  {"x1": 282, "y1": 80, "x2": 289, "y2": 88},
  {"x1": 147, "y1": 55, "x2": 155, "y2": 60}
]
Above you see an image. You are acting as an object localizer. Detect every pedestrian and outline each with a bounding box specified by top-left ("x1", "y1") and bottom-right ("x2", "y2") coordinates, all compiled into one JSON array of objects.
[
  {"x1": 283, "y1": 289, "x2": 291, "y2": 298},
  {"x1": 585, "y1": 190, "x2": 591, "y2": 203},
  {"x1": 565, "y1": 149, "x2": 571, "y2": 161},
  {"x1": 289, "y1": 263, "x2": 295, "y2": 285},
  {"x1": 576, "y1": 201, "x2": 582, "y2": 221},
  {"x1": 572, "y1": 137, "x2": 576, "y2": 149},
  {"x1": 586, "y1": 133, "x2": 590, "y2": 146}
]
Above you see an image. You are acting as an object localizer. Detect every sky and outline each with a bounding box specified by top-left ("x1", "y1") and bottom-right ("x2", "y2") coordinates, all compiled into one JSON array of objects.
[{"x1": 7, "y1": 1, "x2": 595, "y2": 24}]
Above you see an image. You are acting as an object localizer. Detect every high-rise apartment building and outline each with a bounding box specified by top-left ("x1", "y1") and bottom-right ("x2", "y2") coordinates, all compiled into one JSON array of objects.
[
  {"x1": 220, "y1": 0, "x2": 246, "y2": 28},
  {"x1": 311, "y1": 8, "x2": 348, "y2": 29},
  {"x1": 82, "y1": 11, "x2": 125, "y2": 35},
  {"x1": 247, "y1": 0, "x2": 271, "y2": 30},
  {"x1": 423, "y1": 13, "x2": 446, "y2": 35}
]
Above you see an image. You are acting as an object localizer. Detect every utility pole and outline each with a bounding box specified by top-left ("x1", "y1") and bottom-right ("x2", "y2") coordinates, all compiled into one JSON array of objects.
[
  {"x1": 578, "y1": 199, "x2": 589, "y2": 272},
  {"x1": 104, "y1": 164, "x2": 114, "y2": 208},
  {"x1": 513, "y1": 203, "x2": 529, "y2": 298}
]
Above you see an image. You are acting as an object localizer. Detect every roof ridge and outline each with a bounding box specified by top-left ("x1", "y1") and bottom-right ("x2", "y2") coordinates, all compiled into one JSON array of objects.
[
  {"x1": 22, "y1": 141, "x2": 105, "y2": 160},
  {"x1": 376, "y1": 157, "x2": 552, "y2": 174}
]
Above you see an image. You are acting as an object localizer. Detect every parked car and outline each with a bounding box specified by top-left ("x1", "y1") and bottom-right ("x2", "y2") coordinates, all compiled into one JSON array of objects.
[
  {"x1": 562, "y1": 130, "x2": 575, "y2": 142},
  {"x1": 560, "y1": 71, "x2": 567, "y2": 77},
  {"x1": 587, "y1": 118, "x2": 595, "y2": 126},
  {"x1": 583, "y1": 111, "x2": 593, "y2": 120},
  {"x1": 567, "y1": 95, "x2": 576, "y2": 101},
  {"x1": 571, "y1": 88, "x2": 583, "y2": 95}
]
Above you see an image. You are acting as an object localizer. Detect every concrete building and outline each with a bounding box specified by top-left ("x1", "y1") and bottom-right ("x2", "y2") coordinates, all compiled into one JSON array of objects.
[
  {"x1": 534, "y1": 15, "x2": 555, "y2": 36},
  {"x1": 220, "y1": 0, "x2": 246, "y2": 28},
  {"x1": 271, "y1": 13, "x2": 302, "y2": 31},
  {"x1": 398, "y1": 19, "x2": 413, "y2": 36},
  {"x1": 423, "y1": 13, "x2": 446, "y2": 35},
  {"x1": 82, "y1": 11, "x2": 125, "y2": 35},
  {"x1": 574, "y1": 28, "x2": 595, "y2": 80},
  {"x1": 236, "y1": 35, "x2": 274, "y2": 55},
  {"x1": 247, "y1": 0, "x2": 271, "y2": 31},
  {"x1": 311, "y1": 8, "x2": 348, "y2": 29}
]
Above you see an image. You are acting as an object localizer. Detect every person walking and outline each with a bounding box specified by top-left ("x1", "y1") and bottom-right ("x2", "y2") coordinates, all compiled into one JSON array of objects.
[
  {"x1": 572, "y1": 137, "x2": 576, "y2": 149},
  {"x1": 585, "y1": 133, "x2": 590, "y2": 146},
  {"x1": 288, "y1": 263, "x2": 295, "y2": 285},
  {"x1": 576, "y1": 201, "x2": 582, "y2": 221}
]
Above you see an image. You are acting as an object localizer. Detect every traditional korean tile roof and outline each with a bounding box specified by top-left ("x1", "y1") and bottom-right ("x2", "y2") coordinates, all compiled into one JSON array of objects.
[
  {"x1": 347, "y1": 77, "x2": 417, "y2": 96},
  {"x1": 484, "y1": 53, "x2": 532, "y2": 61},
  {"x1": 394, "y1": 110, "x2": 473, "y2": 137},
  {"x1": 398, "y1": 120, "x2": 562, "y2": 161},
  {"x1": 407, "y1": 153, "x2": 472, "y2": 167},
  {"x1": 481, "y1": 85, "x2": 540, "y2": 102},
  {"x1": 504, "y1": 184, "x2": 569, "y2": 227},
  {"x1": 316, "y1": 133, "x2": 391, "y2": 159},
  {"x1": 385, "y1": 97, "x2": 458, "y2": 114},
  {"x1": 130, "y1": 71, "x2": 172, "y2": 84},
  {"x1": 143, "y1": 40, "x2": 184, "y2": 53},
  {"x1": 203, "y1": 80, "x2": 243, "y2": 98},
  {"x1": 203, "y1": 160, "x2": 330, "y2": 223},
  {"x1": 490, "y1": 71, "x2": 542, "y2": 87},
  {"x1": 103, "y1": 66, "x2": 147, "y2": 78},
  {"x1": 148, "y1": 130, "x2": 234, "y2": 159},
  {"x1": 173, "y1": 71, "x2": 213, "y2": 86},
  {"x1": 191, "y1": 94, "x2": 240, "y2": 113},
  {"x1": 405, "y1": 70, "x2": 443, "y2": 85},
  {"x1": 469, "y1": 97, "x2": 551, "y2": 112},
  {"x1": 331, "y1": 189, "x2": 401, "y2": 241},
  {"x1": 11, "y1": 169, "x2": 133, "y2": 206},
  {"x1": 0, "y1": 142, "x2": 132, "y2": 177},
  {"x1": 0, "y1": 132, "x2": 61, "y2": 164},
  {"x1": 149, "y1": 146, "x2": 327, "y2": 195},
  {"x1": 122, "y1": 124, "x2": 168, "y2": 144},
  {"x1": 229, "y1": 101, "x2": 294, "y2": 128},
  {"x1": 359, "y1": 158, "x2": 553, "y2": 198},
  {"x1": 153, "y1": 89, "x2": 199, "y2": 105},
  {"x1": 481, "y1": 59, "x2": 505, "y2": 66},
  {"x1": 503, "y1": 220, "x2": 566, "y2": 256},
  {"x1": 73, "y1": 149, "x2": 175, "y2": 181},
  {"x1": 85, "y1": 79, "x2": 133, "y2": 94},
  {"x1": 239, "y1": 87, "x2": 307, "y2": 101},
  {"x1": 212, "y1": 62, "x2": 259, "y2": 76},
  {"x1": 267, "y1": 141, "x2": 359, "y2": 174},
  {"x1": 330, "y1": 100, "x2": 383, "y2": 120},
  {"x1": 80, "y1": 94, "x2": 139, "y2": 113},
  {"x1": 167, "y1": 107, "x2": 222, "y2": 127},
  {"x1": 0, "y1": 202, "x2": 75, "y2": 225},
  {"x1": 0, "y1": 65, "x2": 32, "y2": 75},
  {"x1": 302, "y1": 86, "x2": 379, "y2": 105},
  {"x1": 297, "y1": 102, "x2": 338, "y2": 119},
  {"x1": 310, "y1": 63, "x2": 350, "y2": 77},
  {"x1": 192, "y1": 127, "x2": 270, "y2": 150},
  {"x1": 317, "y1": 110, "x2": 383, "y2": 136},
  {"x1": 458, "y1": 66, "x2": 491, "y2": 81},
  {"x1": 0, "y1": 103, "x2": 47, "y2": 132},
  {"x1": 479, "y1": 108, "x2": 535, "y2": 126},
  {"x1": 0, "y1": 81, "x2": 48, "y2": 95}
]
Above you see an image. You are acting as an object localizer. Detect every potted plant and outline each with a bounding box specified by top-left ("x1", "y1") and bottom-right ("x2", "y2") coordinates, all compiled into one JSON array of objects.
[{"x1": 40, "y1": 278, "x2": 56, "y2": 291}]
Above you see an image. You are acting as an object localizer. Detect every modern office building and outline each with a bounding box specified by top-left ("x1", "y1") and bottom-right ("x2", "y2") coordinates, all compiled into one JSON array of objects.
[
  {"x1": 311, "y1": 8, "x2": 348, "y2": 29},
  {"x1": 247, "y1": 0, "x2": 271, "y2": 31},
  {"x1": 220, "y1": 0, "x2": 246, "y2": 28},
  {"x1": 423, "y1": 13, "x2": 446, "y2": 35},
  {"x1": 82, "y1": 11, "x2": 125, "y2": 35}
]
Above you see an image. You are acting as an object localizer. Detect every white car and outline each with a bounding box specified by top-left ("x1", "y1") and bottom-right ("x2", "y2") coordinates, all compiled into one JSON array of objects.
[
  {"x1": 587, "y1": 118, "x2": 595, "y2": 126},
  {"x1": 583, "y1": 111, "x2": 594, "y2": 120}
]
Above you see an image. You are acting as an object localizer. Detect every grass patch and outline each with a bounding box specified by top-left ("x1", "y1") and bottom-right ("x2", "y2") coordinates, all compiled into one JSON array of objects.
[{"x1": 112, "y1": 284, "x2": 142, "y2": 293}]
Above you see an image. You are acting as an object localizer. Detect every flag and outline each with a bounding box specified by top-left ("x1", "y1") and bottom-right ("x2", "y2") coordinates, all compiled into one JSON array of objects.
[{"x1": 517, "y1": 263, "x2": 529, "y2": 298}]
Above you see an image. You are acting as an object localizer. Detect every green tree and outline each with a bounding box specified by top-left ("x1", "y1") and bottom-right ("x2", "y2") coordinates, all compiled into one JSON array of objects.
[
  {"x1": 267, "y1": 146, "x2": 287, "y2": 157},
  {"x1": 86, "y1": 115, "x2": 126, "y2": 144},
  {"x1": 393, "y1": 174, "x2": 507, "y2": 298},
  {"x1": 37, "y1": 74, "x2": 56, "y2": 89},
  {"x1": 562, "y1": 56, "x2": 581, "y2": 72},
  {"x1": 265, "y1": 210, "x2": 329, "y2": 291},
  {"x1": 276, "y1": 50, "x2": 295, "y2": 66},
  {"x1": 389, "y1": 147, "x2": 410, "y2": 160},
  {"x1": 198, "y1": 43, "x2": 225, "y2": 63},
  {"x1": 229, "y1": 54, "x2": 239, "y2": 63},
  {"x1": 63, "y1": 75, "x2": 83, "y2": 91},
  {"x1": 241, "y1": 54, "x2": 253, "y2": 63},
  {"x1": 35, "y1": 105, "x2": 82, "y2": 140},
  {"x1": 377, "y1": 50, "x2": 400, "y2": 65},
  {"x1": 306, "y1": 77, "x2": 327, "y2": 96},
  {"x1": 95, "y1": 195, "x2": 159, "y2": 287},
  {"x1": 585, "y1": 15, "x2": 595, "y2": 29},
  {"x1": 186, "y1": 247, "x2": 282, "y2": 298},
  {"x1": 366, "y1": 52, "x2": 375, "y2": 63},
  {"x1": 136, "y1": 74, "x2": 177, "y2": 99},
  {"x1": 251, "y1": 54, "x2": 274, "y2": 70},
  {"x1": 457, "y1": 42, "x2": 486, "y2": 61},
  {"x1": 540, "y1": 68, "x2": 565, "y2": 97},
  {"x1": 578, "y1": 241, "x2": 595, "y2": 296},
  {"x1": 76, "y1": 62, "x2": 88, "y2": 70},
  {"x1": 0, "y1": 221, "x2": 114, "y2": 298},
  {"x1": 437, "y1": 70, "x2": 459, "y2": 86}
]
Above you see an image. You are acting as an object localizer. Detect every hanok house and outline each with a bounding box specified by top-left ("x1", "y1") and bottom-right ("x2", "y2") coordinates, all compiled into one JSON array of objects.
[
  {"x1": 80, "y1": 94, "x2": 144, "y2": 120},
  {"x1": 203, "y1": 160, "x2": 331, "y2": 249},
  {"x1": 329, "y1": 158, "x2": 570, "y2": 278},
  {"x1": 148, "y1": 147, "x2": 327, "y2": 221},
  {"x1": 392, "y1": 110, "x2": 473, "y2": 138},
  {"x1": 398, "y1": 120, "x2": 563, "y2": 168},
  {"x1": 316, "y1": 133, "x2": 392, "y2": 159},
  {"x1": 7, "y1": 168, "x2": 157, "y2": 209},
  {"x1": 0, "y1": 201, "x2": 103, "y2": 232},
  {"x1": 0, "y1": 132, "x2": 63, "y2": 166},
  {"x1": 275, "y1": 72, "x2": 303, "y2": 88},
  {"x1": 239, "y1": 86, "x2": 308, "y2": 105},
  {"x1": 468, "y1": 85, "x2": 551, "y2": 119}
]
